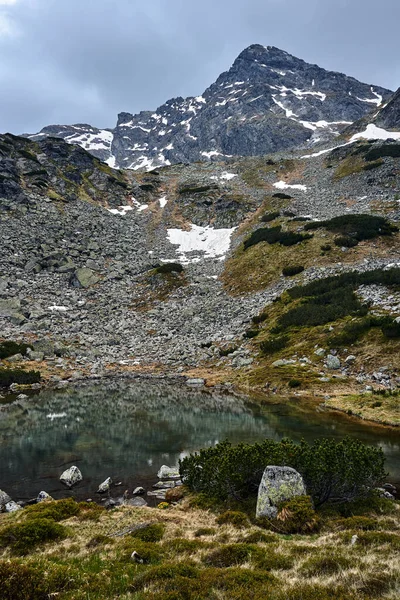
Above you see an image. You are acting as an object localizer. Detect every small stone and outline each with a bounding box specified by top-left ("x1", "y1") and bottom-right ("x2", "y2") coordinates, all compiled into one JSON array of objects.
[
  {"x1": 37, "y1": 491, "x2": 53, "y2": 503},
  {"x1": 345, "y1": 355, "x2": 356, "y2": 364},
  {"x1": 326, "y1": 355, "x2": 341, "y2": 370},
  {"x1": 125, "y1": 497, "x2": 148, "y2": 507},
  {"x1": 16, "y1": 393, "x2": 28, "y2": 400},
  {"x1": 132, "y1": 487, "x2": 145, "y2": 496},
  {"x1": 153, "y1": 480, "x2": 175, "y2": 489},
  {"x1": 60, "y1": 465, "x2": 83, "y2": 488},
  {"x1": 271, "y1": 359, "x2": 296, "y2": 367},
  {"x1": 6, "y1": 353, "x2": 24, "y2": 363},
  {"x1": 186, "y1": 378, "x2": 205, "y2": 386},
  {"x1": 97, "y1": 477, "x2": 112, "y2": 493},
  {"x1": 350, "y1": 534, "x2": 358, "y2": 546},
  {"x1": 314, "y1": 348, "x2": 326, "y2": 357}
]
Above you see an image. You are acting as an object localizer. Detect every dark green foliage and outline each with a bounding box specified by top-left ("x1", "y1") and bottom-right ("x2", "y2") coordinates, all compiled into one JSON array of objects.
[
  {"x1": 244, "y1": 226, "x2": 313, "y2": 250},
  {"x1": 243, "y1": 329, "x2": 260, "y2": 339},
  {"x1": 282, "y1": 210, "x2": 296, "y2": 216},
  {"x1": 260, "y1": 335, "x2": 288, "y2": 354},
  {"x1": 275, "y1": 496, "x2": 320, "y2": 534},
  {"x1": 321, "y1": 244, "x2": 332, "y2": 252},
  {"x1": 120, "y1": 539, "x2": 163, "y2": 564},
  {"x1": 381, "y1": 320, "x2": 400, "y2": 338},
  {"x1": 154, "y1": 262, "x2": 184, "y2": 274},
  {"x1": 333, "y1": 516, "x2": 378, "y2": 531},
  {"x1": 288, "y1": 379, "x2": 301, "y2": 388},
  {"x1": 219, "y1": 345, "x2": 238, "y2": 357},
  {"x1": 130, "y1": 523, "x2": 165, "y2": 543},
  {"x1": 290, "y1": 216, "x2": 311, "y2": 222},
  {"x1": 107, "y1": 176, "x2": 128, "y2": 188},
  {"x1": 0, "y1": 518, "x2": 67, "y2": 555},
  {"x1": 288, "y1": 268, "x2": 400, "y2": 300},
  {"x1": 277, "y1": 287, "x2": 365, "y2": 331},
  {"x1": 0, "y1": 341, "x2": 32, "y2": 359},
  {"x1": 163, "y1": 539, "x2": 209, "y2": 555},
  {"x1": 364, "y1": 143, "x2": 400, "y2": 161},
  {"x1": 334, "y1": 235, "x2": 359, "y2": 248},
  {"x1": 25, "y1": 169, "x2": 48, "y2": 177},
  {"x1": 282, "y1": 265, "x2": 304, "y2": 277},
  {"x1": 328, "y1": 315, "x2": 394, "y2": 347},
  {"x1": 179, "y1": 438, "x2": 386, "y2": 506},
  {"x1": 130, "y1": 563, "x2": 199, "y2": 592},
  {"x1": 362, "y1": 159, "x2": 384, "y2": 171},
  {"x1": 238, "y1": 530, "x2": 277, "y2": 544},
  {"x1": 25, "y1": 498, "x2": 80, "y2": 522},
  {"x1": 261, "y1": 211, "x2": 280, "y2": 223},
  {"x1": 301, "y1": 552, "x2": 353, "y2": 576},
  {"x1": 0, "y1": 368, "x2": 41, "y2": 387},
  {"x1": 274, "y1": 193, "x2": 293, "y2": 200},
  {"x1": 18, "y1": 149, "x2": 39, "y2": 163},
  {"x1": 194, "y1": 527, "x2": 216, "y2": 537},
  {"x1": 304, "y1": 214, "x2": 398, "y2": 247},
  {"x1": 203, "y1": 544, "x2": 254, "y2": 567},
  {"x1": 0, "y1": 561, "x2": 72, "y2": 600},
  {"x1": 86, "y1": 534, "x2": 114, "y2": 548},
  {"x1": 353, "y1": 531, "x2": 400, "y2": 549},
  {"x1": 252, "y1": 311, "x2": 269, "y2": 325},
  {"x1": 216, "y1": 511, "x2": 250, "y2": 528}
]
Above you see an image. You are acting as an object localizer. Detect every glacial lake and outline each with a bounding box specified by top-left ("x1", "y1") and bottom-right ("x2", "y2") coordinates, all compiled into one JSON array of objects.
[{"x1": 0, "y1": 380, "x2": 399, "y2": 503}]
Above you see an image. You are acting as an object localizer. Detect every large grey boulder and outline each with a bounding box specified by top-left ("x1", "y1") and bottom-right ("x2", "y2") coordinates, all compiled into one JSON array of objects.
[
  {"x1": 0, "y1": 490, "x2": 12, "y2": 510},
  {"x1": 256, "y1": 466, "x2": 306, "y2": 519},
  {"x1": 157, "y1": 465, "x2": 180, "y2": 480},
  {"x1": 70, "y1": 267, "x2": 100, "y2": 288},
  {"x1": 326, "y1": 355, "x2": 341, "y2": 370},
  {"x1": 60, "y1": 465, "x2": 83, "y2": 488}
]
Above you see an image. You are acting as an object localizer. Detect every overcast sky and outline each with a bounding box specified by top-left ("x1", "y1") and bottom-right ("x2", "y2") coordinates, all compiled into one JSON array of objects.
[{"x1": 0, "y1": 0, "x2": 399, "y2": 134}]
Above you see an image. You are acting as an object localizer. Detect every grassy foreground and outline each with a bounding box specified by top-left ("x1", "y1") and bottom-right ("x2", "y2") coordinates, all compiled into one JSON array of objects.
[{"x1": 0, "y1": 495, "x2": 399, "y2": 600}]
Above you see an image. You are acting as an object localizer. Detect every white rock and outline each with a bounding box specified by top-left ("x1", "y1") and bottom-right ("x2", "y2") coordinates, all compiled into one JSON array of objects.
[
  {"x1": 157, "y1": 465, "x2": 180, "y2": 480},
  {"x1": 5, "y1": 501, "x2": 22, "y2": 513},
  {"x1": 97, "y1": 477, "x2": 112, "y2": 493},
  {"x1": 60, "y1": 465, "x2": 83, "y2": 488},
  {"x1": 132, "y1": 487, "x2": 145, "y2": 496},
  {"x1": 37, "y1": 491, "x2": 53, "y2": 503}
]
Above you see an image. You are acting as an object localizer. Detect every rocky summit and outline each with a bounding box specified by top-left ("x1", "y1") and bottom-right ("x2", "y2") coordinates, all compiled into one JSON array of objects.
[{"x1": 26, "y1": 45, "x2": 392, "y2": 170}]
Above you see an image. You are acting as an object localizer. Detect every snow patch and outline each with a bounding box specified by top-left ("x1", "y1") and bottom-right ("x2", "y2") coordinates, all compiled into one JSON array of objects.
[
  {"x1": 201, "y1": 150, "x2": 222, "y2": 159},
  {"x1": 167, "y1": 225, "x2": 236, "y2": 263},
  {"x1": 210, "y1": 171, "x2": 237, "y2": 181},
  {"x1": 273, "y1": 181, "x2": 307, "y2": 192},
  {"x1": 48, "y1": 305, "x2": 69, "y2": 312},
  {"x1": 47, "y1": 413, "x2": 67, "y2": 421},
  {"x1": 350, "y1": 124, "x2": 400, "y2": 142},
  {"x1": 107, "y1": 205, "x2": 134, "y2": 216}
]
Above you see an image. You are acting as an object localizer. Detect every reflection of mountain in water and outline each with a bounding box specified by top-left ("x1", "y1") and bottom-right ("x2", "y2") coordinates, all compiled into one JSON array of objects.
[{"x1": 0, "y1": 381, "x2": 399, "y2": 501}]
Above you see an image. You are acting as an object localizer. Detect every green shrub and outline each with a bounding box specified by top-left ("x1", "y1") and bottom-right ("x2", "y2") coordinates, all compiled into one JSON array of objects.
[
  {"x1": 253, "y1": 550, "x2": 294, "y2": 571},
  {"x1": 275, "y1": 496, "x2": 320, "y2": 534},
  {"x1": 194, "y1": 527, "x2": 216, "y2": 537},
  {"x1": 381, "y1": 320, "x2": 400, "y2": 338},
  {"x1": 0, "y1": 368, "x2": 41, "y2": 387},
  {"x1": 288, "y1": 379, "x2": 301, "y2": 388},
  {"x1": 282, "y1": 265, "x2": 304, "y2": 277},
  {"x1": 238, "y1": 530, "x2": 277, "y2": 544},
  {"x1": 219, "y1": 345, "x2": 238, "y2": 357},
  {"x1": 305, "y1": 214, "x2": 398, "y2": 247},
  {"x1": 273, "y1": 193, "x2": 292, "y2": 199},
  {"x1": 203, "y1": 543, "x2": 256, "y2": 567},
  {"x1": 0, "y1": 341, "x2": 32, "y2": 359},
  {"x1": 334, "y1": 235, "x2": 359, "y2": 248},
  {"x1": 301, "y1": 552, "x2": 353, "y2": 576},
  {"x1": 216, "y1": 511, "x2": 250, "y2": 528},
  {"x1": 130, "y1": 523, "x2": 165, "y2": 543},
  {"x1": 321, "y1": 244, "x2": 332, "y2": 252},
  {"x1": 18, "y1": 149, "x2": 39, "y2": 163},
  {"x1": 244, "y1": 226, "x2": 313, "y2": 250},
  {"x1": 0, "y1": 518, "x2": 67, "y2": 555},
  {"x1": 0, "y1": 561, "x2": 72, "y2": 600},
  {"x1": 363, "y1": 159, "x2": 384, "y2": 170},
  {"x1": 130, "y1": 563, "x2": 199, "y2": 592},
  {"x1": 333, "y1": 516, "x2": 378, "y2": 531},
  {"x1": 120, "y1": 539, "x2": 163, "y2": 564},
  {"x1": 352, "y1": 531, "x2": 400, "y2": 548},
  {"x1": 163, "y1": 538, "x2": 208, "y2": 555},
  {"x1": 261, "y1": 211, "x2": 280, "y2": 223},
  {"x1": 155, "y1": 263, "x2": 183, "y2": 274},
  {"x1": 260, "y1": 335, "x2": 288, "y2": 354},
  {"x1": 25, "y1": 498, "x2": 80, "y2": 522},
  {"x1": 364, "y1": 144, "x2": 400, "y2": 161},
  {"x1": 252, "y1": 312, "x2": 269, "y2": 325},
  {"x1": 179, "y1": 437, "x2": 386, "y2": 506},
  {"x1": 244, "y1": 329, "x2": 260, "y2": 339}
]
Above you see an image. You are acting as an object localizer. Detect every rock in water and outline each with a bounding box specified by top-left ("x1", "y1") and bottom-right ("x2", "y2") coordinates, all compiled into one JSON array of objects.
[
  {"x1": 60, "y1": 465, "x2": 83, "y2": 488},
  {"x1": 0, "y1": 490, "x2": 12, "y2": 510},
  {"x1": 256, "y1": 466, "x2": 306, "y2": 519},
  {"x1": 157, "y1": 465, "x2": 180, "y2": 480},
  {"x1": 37, "y1": 491, "x2": 54, "y2": 503},
  {"x1": 97, "y1": 477, "x2": 112, "y2": 493}
]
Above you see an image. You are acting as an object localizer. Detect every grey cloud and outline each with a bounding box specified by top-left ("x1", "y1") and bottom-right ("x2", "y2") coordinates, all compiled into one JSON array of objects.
[{"x1": 0, "y1": 0, "x2": 399, "y2": 133}]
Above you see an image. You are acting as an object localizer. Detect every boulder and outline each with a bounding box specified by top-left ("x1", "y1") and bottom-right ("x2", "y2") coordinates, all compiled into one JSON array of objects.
[
  {"x1": 157, "y1": 465, "x2": 180, "y2": 480},
  {"x1": 6, "y1": 353, "x2": 24, "y2": 363},
  {"x1": 97, "y1": 477, "x2": 112, "y2": 493},
  {"x1": 326, "y1": 355, "x2": 341, "y2": 370},
  {"x1": 345, "y1": 355, "x2": 356, "y2": 365},
  {"x1": 70, "y1": 267, "x2": 100, "y2": 289},
  {"x1": 153, "y1": 480, "x2": 175, "y2": 489},
  {"x1": 186, "y1": 378, "x2": 205, "y2": 386},
  {"x1": 0, "y1": 489, "x2": 12, "y2": 509},
  {"x1": 33, "y1": 339, "x2": 55, "y2": 358},
  {"x1": 166, "y1": 486, "x2": 186, "y2": 502},
  {"x1": 256, "y1": 466, "x2": 307, "y2": 519},
  {"x1": 5, "y1": 501, "x2": 22, "y2": 513},
  {"x1": 125, "y1": 497, "x2": 148, "y2": 507},
  {"x1": 60, "y1": 465, "x2": 83, "y2": 488},
  {"x1": 37, "y1": 491, "x2": 53, "y2": 503},
  {"x1": 132, "y1": 486, "x2": 145, "y2": 496}
]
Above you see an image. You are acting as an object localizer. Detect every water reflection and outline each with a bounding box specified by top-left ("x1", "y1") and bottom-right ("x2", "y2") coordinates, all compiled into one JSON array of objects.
[{"x1": 0, "y1": 380, "x2": 398, "y2": 502}]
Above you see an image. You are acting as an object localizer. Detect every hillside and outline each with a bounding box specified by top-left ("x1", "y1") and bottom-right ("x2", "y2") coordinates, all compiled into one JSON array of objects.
[
  {"x1": 25, "y1": 45, "x2": 392, "y2": 170},
  {"x1": 1, "y1": 130, "x2": 400, "y2": 424}
]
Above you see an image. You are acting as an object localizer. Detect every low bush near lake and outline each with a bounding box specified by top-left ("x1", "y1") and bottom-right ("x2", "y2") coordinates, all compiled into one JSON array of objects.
[
  {"x1": 0, "y1": 368, "x2": 41, "y2": 387},
  {"x1": 0, "y1": 518, "x2": 67, "y2": 555}
]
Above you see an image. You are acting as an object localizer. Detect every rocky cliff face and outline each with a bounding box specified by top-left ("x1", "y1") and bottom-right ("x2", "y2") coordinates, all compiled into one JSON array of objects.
[
  {"x1": 26, "y1": 45, "x2": 392, "y2": 170},
  {"x1": 374, "y1": 87, "x2": 400, "y2": 129}
]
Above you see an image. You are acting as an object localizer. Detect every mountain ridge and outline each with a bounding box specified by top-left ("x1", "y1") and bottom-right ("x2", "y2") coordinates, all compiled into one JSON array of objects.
[{"x1": 25, "y1": 44, "x2": 392, "y2": 170}]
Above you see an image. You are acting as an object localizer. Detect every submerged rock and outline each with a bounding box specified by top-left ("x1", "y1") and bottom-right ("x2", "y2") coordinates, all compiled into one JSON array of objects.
[
  {"x1": 60, "y1": 465, "x2": 83, "y2": 488},
  {"x1": 256, "y1": 466, "x2": 306, "y2": 519}
]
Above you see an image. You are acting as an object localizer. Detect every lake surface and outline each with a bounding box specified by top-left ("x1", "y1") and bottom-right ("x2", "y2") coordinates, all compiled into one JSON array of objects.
[{"x1": 0, "y1": 380, "x2": 399, "y2": 502}]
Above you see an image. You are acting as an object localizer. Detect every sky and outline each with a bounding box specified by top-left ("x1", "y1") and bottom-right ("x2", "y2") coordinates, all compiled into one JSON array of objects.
[{"x1": 0, "y1": 0, "x2": 399, "y2": 134}]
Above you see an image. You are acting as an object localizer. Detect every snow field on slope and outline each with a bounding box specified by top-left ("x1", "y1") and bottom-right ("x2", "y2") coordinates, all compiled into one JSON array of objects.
[{"x1": 166, "y1": 225, "x2": 236, "y2": 264}]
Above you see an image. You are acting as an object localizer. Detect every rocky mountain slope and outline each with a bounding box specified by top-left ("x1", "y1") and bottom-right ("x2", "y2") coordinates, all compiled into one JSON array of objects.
[
  {"x1": 26, "y1": 45, "x2": 392, "y2": 170},
  {"x1": 2, "y1": 130, "x2": 400, "y2": 417}
]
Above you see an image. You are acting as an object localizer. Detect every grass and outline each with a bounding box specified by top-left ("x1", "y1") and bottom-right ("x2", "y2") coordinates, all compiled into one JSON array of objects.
[
  {"x1": 0, "y1": 497, "x2": 398, "y2": 599},
  {"x1": 324, "y1": 392, "x2": 400, "y2": 427}
]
